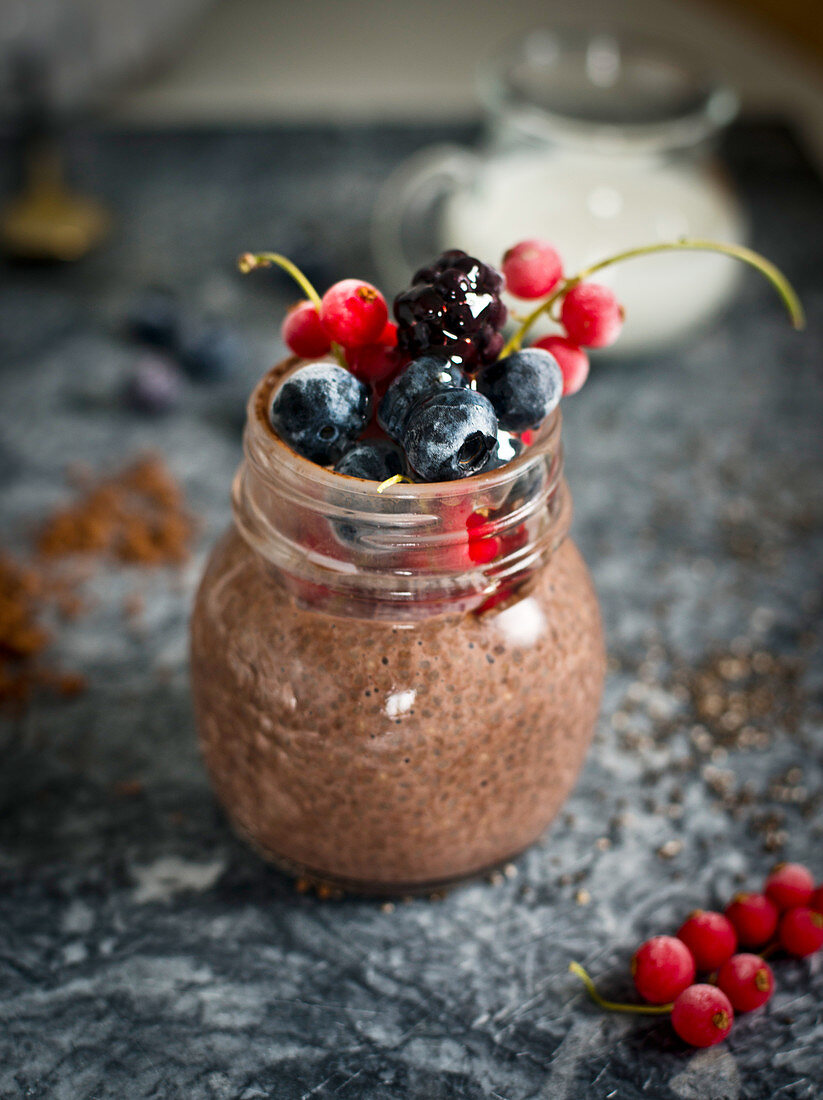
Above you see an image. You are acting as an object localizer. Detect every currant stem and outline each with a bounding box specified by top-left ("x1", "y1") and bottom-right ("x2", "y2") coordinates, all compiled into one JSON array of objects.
[
  {"x1": 503, "y1": 237, "x2": 805, "y2": 356},
  {"x1": 569, "y1": 962, "x2": 674, "y2": 1015},
  {"x1": 237, "y1": 251, "x2": 323, "y2": 308},
  {"x1": 377, "y1": 474, "x2": 413, "y2": 493},
  {"x1": 502, "y1": 283, "x2": 569, "y2": 356}
]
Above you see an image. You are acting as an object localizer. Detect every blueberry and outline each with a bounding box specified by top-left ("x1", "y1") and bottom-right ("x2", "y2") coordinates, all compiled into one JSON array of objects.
[
  {"x1": 378, "y1": 355, "x2": 467, "y2": 441},
  {"x1": 486, "y1": 429, "x2": 524, "y2": 470},
  {"x1": 179, "y1": 317, "x2": 243, "y2": 382},
  {"x1": 126, "y1": 287, "x2": 180, "y2": 348},
  {"x1": 476, "y1": 348, "x2": 563, "y2": 432},
  {"x1": 334, "y1": 439, "x2": 405, "y2": 482},
  {"x1": 402, "y1": 389, "x2": 498, "y2": 481},
  {"x1": 124, "y1": 355, "x2": 183, "y2": 415},
  {"x1": 270, "y1": 363, "x2": 371, "y2": 465}
]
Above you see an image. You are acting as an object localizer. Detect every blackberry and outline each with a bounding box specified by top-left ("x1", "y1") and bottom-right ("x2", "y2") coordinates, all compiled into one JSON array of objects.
[{"x1": 393, "y1": 250, "x2": 507, "y2": 372}]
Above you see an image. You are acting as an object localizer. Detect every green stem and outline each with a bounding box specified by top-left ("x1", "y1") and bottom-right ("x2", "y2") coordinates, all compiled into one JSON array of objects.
[
  {"x1": 502, "y1": 282, "x2": 570, "y2": 357},
  {"x1": 237, "y1": 251, "x2": 322, "y2": 308},
  {"x1": 238, "y1": 250, "x2": 347, "y2": 366},
  {"x1": 376, "y1": 473, "x2": 413, "y2": 493},
  {"x1": 503, "y1": 237, "x2": 805, "y2": 355},
  {"x1": 569, "y1": 962, "x2": 673, "y2": 1015}
]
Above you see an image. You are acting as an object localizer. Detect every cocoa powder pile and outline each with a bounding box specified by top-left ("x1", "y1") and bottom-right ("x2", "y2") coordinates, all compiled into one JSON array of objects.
[
  {"x1": 37, "y1": 456, "x2": 195, "y2": 566},
  {"x1": 0, "y1": 455, "x2": 196, "y2": 708}
]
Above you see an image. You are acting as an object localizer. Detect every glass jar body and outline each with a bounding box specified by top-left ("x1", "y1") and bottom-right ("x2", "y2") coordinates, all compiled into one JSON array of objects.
[{"x1": 190, "y1": 525, "x2": 604, "y2": 893}]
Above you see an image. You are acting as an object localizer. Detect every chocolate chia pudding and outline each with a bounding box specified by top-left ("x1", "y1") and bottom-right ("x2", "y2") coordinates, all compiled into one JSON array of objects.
[{"x1": 190, "y1": 360, "x2": 605, "y2": 892}]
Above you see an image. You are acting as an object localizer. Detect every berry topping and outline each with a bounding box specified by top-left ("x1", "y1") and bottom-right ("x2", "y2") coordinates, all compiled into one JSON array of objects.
[
  {"x1": 724, "y1": 893, "x2": 779, "y2": 948},
  {"x1": 764, "y1": 862, "x2": 815, "y2": 911},
  {"x1": 270, "y1": 363, "x2": 371, "y2": 464},
  {"x1": 778, "y1": 907, "x2": 823, "y2": 957},
  {"x1": 717, "y1": 954, "x2": 775, "y2": 1012},
  {"x1": 334, "y1": 440, "x2": 405, "y2": 482},
  {"x1": 671, "y1": 985, "x2": 734, "y2": 1047},
  {"x1": 282, "y1": 300, "x2": 332, "y2": 359},
  {"x1": 403, "y1": 389, "x2": 498, "y2": 482},
  {"x1": 320, "y1": 279, "x2": 388, "y2": 347},
  {"x1": 476, "y1": 348, "x2": 563, "y2": 432},
  {"x1": 676, "y1": 910, "x2": 738, "y2": 972},
  {"x1": 394, "y1": 250, "x2": 507, "y2": 371},
  {"x1": 346, "y1": 344, "x2": 405, "y2": 384},
  {"x1": 179, "y1": 317, "x2": 242, "y2": 382},
  {"x1": 631, "y1": 936, "x2": 696, "y2": 1004},
  {"x1": 560, "y1": 282, "x2": 624, "y2": 348},
  {"x1": 487, "y1": 429, "x2": 524, "y2": 469},
  {"x1": 378, "y1": 355, "x2": 468, "y2": 442},
  {"x1": 502, "y1": 239, "x2": 563, "y2": 300},
  {"x1": 466, "y1": 510, "x2": 502, "y2": 565},
  {"x1": 532, "y1": 335, "x2": 590, "y2": 396},
  {"x1": 239, "y1": 239, "x2": 803, "y2": 485}
]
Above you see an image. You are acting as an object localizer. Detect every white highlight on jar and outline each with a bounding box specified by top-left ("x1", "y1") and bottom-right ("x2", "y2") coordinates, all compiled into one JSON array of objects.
[
  {"x1": 494, "y1": 597, "x2": 547, "y2": 649},
  {"x1": 385, "y1": 689, "x2": 416, "y2": 718}
]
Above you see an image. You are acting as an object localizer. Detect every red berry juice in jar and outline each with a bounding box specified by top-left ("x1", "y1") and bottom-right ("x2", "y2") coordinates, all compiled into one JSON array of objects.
[{"x1": 190, "y1": 358, "x2": 605, "y2": 893}]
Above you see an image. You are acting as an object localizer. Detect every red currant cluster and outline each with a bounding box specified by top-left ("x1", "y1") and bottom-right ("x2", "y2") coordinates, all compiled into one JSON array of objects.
[
  {"x1": 501, "y1": 239, "x2": 624, "y2": 396},
  {"x1": 572, "y1": 862, "x2": 823, "y2": 1049},
  {"x1": 280, "y1": 278, "x2": 401, "y2": 384}
]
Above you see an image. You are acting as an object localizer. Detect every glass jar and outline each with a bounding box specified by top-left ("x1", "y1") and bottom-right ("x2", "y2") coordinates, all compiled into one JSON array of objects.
[
  {"x1": 190, "y1": 359, "x2": 605, "y2": 893},
  {"x1": 372, "y1": 27, "x2": 744, "y2": 355}
]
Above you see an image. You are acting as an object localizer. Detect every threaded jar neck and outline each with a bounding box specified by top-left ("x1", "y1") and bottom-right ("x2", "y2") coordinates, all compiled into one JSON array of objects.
[{"x1": 232, "y1": 359, "x2": 571, "y2": 619}]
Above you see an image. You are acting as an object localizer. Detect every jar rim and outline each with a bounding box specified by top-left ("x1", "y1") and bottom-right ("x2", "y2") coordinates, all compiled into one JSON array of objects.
[{"x1": 246, "y1": 356, "x2": 562, "y2": 505}]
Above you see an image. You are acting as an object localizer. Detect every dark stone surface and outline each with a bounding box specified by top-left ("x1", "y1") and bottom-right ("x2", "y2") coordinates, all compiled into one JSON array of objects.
[{"x1": 1, "y1": 121, "x2": 822, "y2": 1099}]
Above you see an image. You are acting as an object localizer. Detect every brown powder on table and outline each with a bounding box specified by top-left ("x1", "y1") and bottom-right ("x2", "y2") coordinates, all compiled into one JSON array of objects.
[
  {"x1": 0, "y1": 552, "x2": 86, "y2": 707},
  {"x1": 1, "y1": 455, "x2": 196, "y2": 709},
  {"x1": 37, "y1": 455, "x2": 196, "y2": 566}
]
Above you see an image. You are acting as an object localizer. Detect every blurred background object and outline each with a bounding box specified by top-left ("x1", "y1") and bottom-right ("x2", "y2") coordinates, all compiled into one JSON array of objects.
[
  {"x1": 372, "y1": 26, "x2": 745, "y2": 354},
  {"x1": 99, "y1": 0, "x2": 823, "y2": 162},
  {"x1": 0, "y1": 0, "x2": 212, "y2": 259}
]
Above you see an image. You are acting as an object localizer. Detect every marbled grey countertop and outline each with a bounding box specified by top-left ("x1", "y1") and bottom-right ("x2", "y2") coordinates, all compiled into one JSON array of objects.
[{"x1": 0, "y1": 122, "x2": 822, "y2": 1100}]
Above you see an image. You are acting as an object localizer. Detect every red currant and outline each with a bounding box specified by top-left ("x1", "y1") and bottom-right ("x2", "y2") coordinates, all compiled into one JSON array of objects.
[
  {"x1": 281, "y1": 300, "x2": 331, "y2": 359},
  {"x1": 764, "y1": 862, "x2": 815, "y2": 911},
  {"x1": 346, "y1": 345, "x2": 404, "y2": 384},
  {"x1": 676, "y1": 910, "x2": 737, "y2": 972},
  {"x1": 378, "y1": 320, "x2": 399, "y2": 347},
  {"x1": 811, "y1": 885, "x2": 823, "y2": 913},
  {"x1": 502, "y1": 239, "x2": 563, "y2": 299},
  {"x1": 560, "y1": 283, "x2": 624, "y2": 348},
  {"x1": 466, "y1": 510, "x2": 501, "y2": 565},
  {"x1": 320, "y1": 279, "x2": 388, "y2": 347},
  {"x1": 533, "y1": 335, "x2": 590, "y2": 396},
  {"x1": 631, "y1": 936, "x2": 696, "y2": 1004},
  {"x1": 671, "y1": 985, "x2": 734, "y2": 1047},
  {"x1": 724, "y1": 893, "x2": 779, "y2": 948},
  {"x1": 717, "y1": 954, "x2": 774, "y2": 1012},
  {"x1": 779, "y1": 907, "x2": 823, "y2": 957}
]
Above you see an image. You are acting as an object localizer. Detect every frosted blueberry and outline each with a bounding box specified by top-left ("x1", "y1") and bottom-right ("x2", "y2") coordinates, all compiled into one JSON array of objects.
[
  {"x1": 377, "y1": 355, "x2": 468, "y2": 442},
  {"x1": 334, "y1": 439, "x2": 405, "y2": 482},
  {"x1": 476, "y1": 348, "x2": 563, "y2": 431},
  {"x1": 270, "y1": 363, "x2": 371, "y2": 464},
  {"x1": 402, "y1": 389, "x2": 498, "y2": 482}
]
